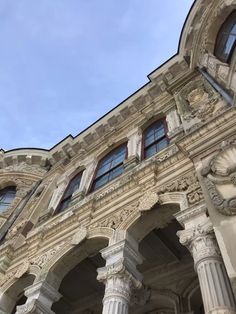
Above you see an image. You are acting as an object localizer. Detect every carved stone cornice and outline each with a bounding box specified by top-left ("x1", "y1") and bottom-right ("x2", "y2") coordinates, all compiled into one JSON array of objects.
[
  {"x1": 178, "y1": 108, "x2": 236, "y2": 154},
  {"x1": 174, "y1": 203, "x2": 206, "y2": 226}
]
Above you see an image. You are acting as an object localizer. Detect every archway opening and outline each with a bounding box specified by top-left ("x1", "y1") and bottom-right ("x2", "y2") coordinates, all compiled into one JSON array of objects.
[
  {"x1": 128, "y1": 203, "x2": 204, "y2": 313},
  {"x1": 52, "y1": 237, "x2": 108, "y2": 314},
  {"x1": 1, "y1": 274, "x2": 35, "y2": 314}
]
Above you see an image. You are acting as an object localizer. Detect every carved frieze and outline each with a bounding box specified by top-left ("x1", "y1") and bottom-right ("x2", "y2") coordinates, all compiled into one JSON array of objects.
[
  {"x1": 2, "y1": 162, "x2": 47, "y2": 176},
  {"x1": 90, "y1": 205, "x2": 137, "y2": 229},
  {"x1": 158, "y1": 172, "x2": 203, "y2": 205}
]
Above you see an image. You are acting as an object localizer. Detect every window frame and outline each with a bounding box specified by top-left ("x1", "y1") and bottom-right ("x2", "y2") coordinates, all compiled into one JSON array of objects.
[
  {"x1": 90, "y1": 143, "x2": 128, "y2": 192},
  {"x1": 142, "y1": 118, "x2": 169, "y2": 160},
  {"x1": 0, "y1": 186, "x2": 16, "y2": 213},
  {"x1": 214, "y1": 10, "x2": 236, "y2": 64},
  {"x1": 56, "y1": 171, "x2": 83, "y2": 214}
]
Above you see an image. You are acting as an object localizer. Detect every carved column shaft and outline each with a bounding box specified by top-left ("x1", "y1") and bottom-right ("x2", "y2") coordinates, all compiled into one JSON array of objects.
[
  {"x1": 97, "y1": 231, "x2": 143, "y2": 314},
  {"x1": 102, "y1": 276, "x2": 131, "y2": 314},
  {"x1": 178, "y1": 221, "x2": 236, "y2": 314}
]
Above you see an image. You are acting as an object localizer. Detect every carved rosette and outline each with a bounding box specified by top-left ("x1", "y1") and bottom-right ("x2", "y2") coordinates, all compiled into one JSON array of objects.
[{"x1": 177, "y1": 222, "x2": 221, "y2": 268}]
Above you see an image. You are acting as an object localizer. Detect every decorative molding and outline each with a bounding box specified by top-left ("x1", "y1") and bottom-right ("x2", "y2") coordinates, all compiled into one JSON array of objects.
[
  {"x1": 202, "y1": 142, "x2": 236, "y2": 215},
  {"x1": 137, "y1": 191, "x2": 159, "y2": 212},
  {"x1": 2, "y1": 162, "x2": 47, "y2": 177},
  {"x1": 158, "y1": 172, "x2": 204, "y2": 205},
  {"x1": 175, "y1": 78, "x2": 221, "y2": 122}
]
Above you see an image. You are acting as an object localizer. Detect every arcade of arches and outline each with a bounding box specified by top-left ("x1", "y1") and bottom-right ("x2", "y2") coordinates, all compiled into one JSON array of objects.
[{"x1": 1, "y1": 0, "x2": 236, "y2": 313}]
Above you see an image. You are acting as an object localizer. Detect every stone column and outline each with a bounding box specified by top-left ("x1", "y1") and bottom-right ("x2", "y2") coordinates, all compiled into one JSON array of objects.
[
  {"x1": 178, "y1": 220, "x2": 236, "y2": 314},
  {"x1": 97, "y1": 231, "x2": 143, "y2": 314},
  {"x1": 15, "y1": 281, "x2": 61, "y2": 314}
]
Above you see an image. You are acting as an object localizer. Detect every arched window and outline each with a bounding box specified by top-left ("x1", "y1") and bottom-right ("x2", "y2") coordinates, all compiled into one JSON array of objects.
[
  {"x1": 57, "y1": 172, "x2": 82, "y2": 213},
  {"x1": 0, "y1": 186, "x2": 16, "y2": 213},
  {"x1": 215, "y1": 11, "x2": 236, "y2": 63},
  {"x1": 91, "y1": 144, "x2": 127, "y2": 191},
  {"x1": 143, "y1": 119, "x2": 168, "y2": 159}
]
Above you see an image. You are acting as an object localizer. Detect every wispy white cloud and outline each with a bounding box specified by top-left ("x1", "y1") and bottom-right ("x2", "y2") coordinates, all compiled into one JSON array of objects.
[{"x1": 0, "y1": 0, "x2": 194, "y2": 150}]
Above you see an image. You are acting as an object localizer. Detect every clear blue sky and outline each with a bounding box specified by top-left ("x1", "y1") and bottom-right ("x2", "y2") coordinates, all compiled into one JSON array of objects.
[{"x1": 0, "y1": 0, "x2": 194, "y2": 151}]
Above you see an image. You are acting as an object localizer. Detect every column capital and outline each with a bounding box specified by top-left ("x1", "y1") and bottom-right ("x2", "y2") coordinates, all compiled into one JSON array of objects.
[
  {"x1": 98, "y1": 231, "x2": 143, "y2": 313},
  {"x1": 16, "y1": 281, "x2": 61, "y2": 314},
  {"x1": 97, "y1": 231, "x2": 143, "y2": 287},
  {"x1": 177, "y1": 220, "x2": 221, "y2": 267}
]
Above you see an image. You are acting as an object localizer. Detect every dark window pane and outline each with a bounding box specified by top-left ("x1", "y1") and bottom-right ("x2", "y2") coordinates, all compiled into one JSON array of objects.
[
  {"x1": 112, "y1": 151, "x2": 126, "y2": 168},
  {"x1": 0, "y1": 187, "x2": 16, "y2": 213},
  {"x1": 92, "y1": 144, "x2": 127, "y2": 191},
  {"x1": 145, "y1": 145, "x2": 157, "y2": 158},
  {"x1": 58, "y1": 172, "x2": 82, "y2": 212},
  {"x1": 224, "y1": 34, "x2": 236, "y2": 55},
  {"x1": 144, "y1": 120, "x2": 168, "y2": 159},
  {"x1": 58, "y1": 198, "x2": 71, "y2": 213},
  {"x1": 145, "y1": 133, "x2": 155, "y2": 147},
  {"x1": 215, "y1": 11, "x2": 236, "y2": 63},
  {"x1": 156, "y1": 138, "x2": 168, "y2": 151},
  {"x1": 96, "y1": 162, "x2": 111, "y2": 177},
  {"x1": 110, "y1": 165, "x2": 124, "y2": 180},
  {"x1": 94, "y1": 173, "x2": 110, "y2": 190}
]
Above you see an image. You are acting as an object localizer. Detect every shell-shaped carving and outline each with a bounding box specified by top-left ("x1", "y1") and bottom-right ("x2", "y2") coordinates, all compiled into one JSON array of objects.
[{"x1": 211, "y1": 146, "x2": 236, "y2": 176}]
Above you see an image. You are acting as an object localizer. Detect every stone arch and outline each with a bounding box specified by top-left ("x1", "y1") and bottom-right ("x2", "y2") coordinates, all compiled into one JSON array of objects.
[
  {"x1": 127, "y1": 203, "x2": 181, "y2": 242},
  {"x1": 0, "y1": 273, "x2": 35, "y2": 313},
  {"x1": 36, "y1": 231, "x2": 111, "y2": 289},
  {"x1": 123, "y1": 192, "x2": 187, "y2": 239},
  {"x1": 179, "y1": 0, "x2": 236, "y2": 68},
  {"x1": 149, "y1": 289, "x2": 179, "y2": 313}
]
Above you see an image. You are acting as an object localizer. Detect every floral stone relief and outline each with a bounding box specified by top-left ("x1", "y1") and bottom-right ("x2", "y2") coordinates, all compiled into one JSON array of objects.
[{"x1": 201, "y1": 142, "x2": 236, "y2": 215}]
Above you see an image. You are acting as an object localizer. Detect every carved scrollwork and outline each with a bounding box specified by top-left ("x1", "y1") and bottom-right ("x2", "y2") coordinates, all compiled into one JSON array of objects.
[
  {"x1": 90, "y1": 204, "x2": 137, "y2": 229},
  {"x1": 175, "y1": 78, "x2": 221, "y2": 122},
  {"x1": 202, "y1": 143, "x2": 236, "y2": 215},
  {"x1": 158, "y1": 172, "x2": 203, "y2": 205},
  {"x1": 138, "y1": 191, "x2": 159, "y2": 212}
]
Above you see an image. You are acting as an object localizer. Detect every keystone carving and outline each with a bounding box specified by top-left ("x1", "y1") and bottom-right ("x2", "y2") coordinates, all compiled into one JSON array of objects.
[
  {"x1": 71, "y1": 227, "x2": 87, "y2": 246},
  {"x1": 138, "y1": 191, "x2": 159, "y2": 212}
]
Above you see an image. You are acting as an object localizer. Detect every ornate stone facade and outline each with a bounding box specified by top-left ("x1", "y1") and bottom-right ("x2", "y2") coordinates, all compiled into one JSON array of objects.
[{"x1": 0, "y1": 1, "x2": 236, "y2": 313}]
